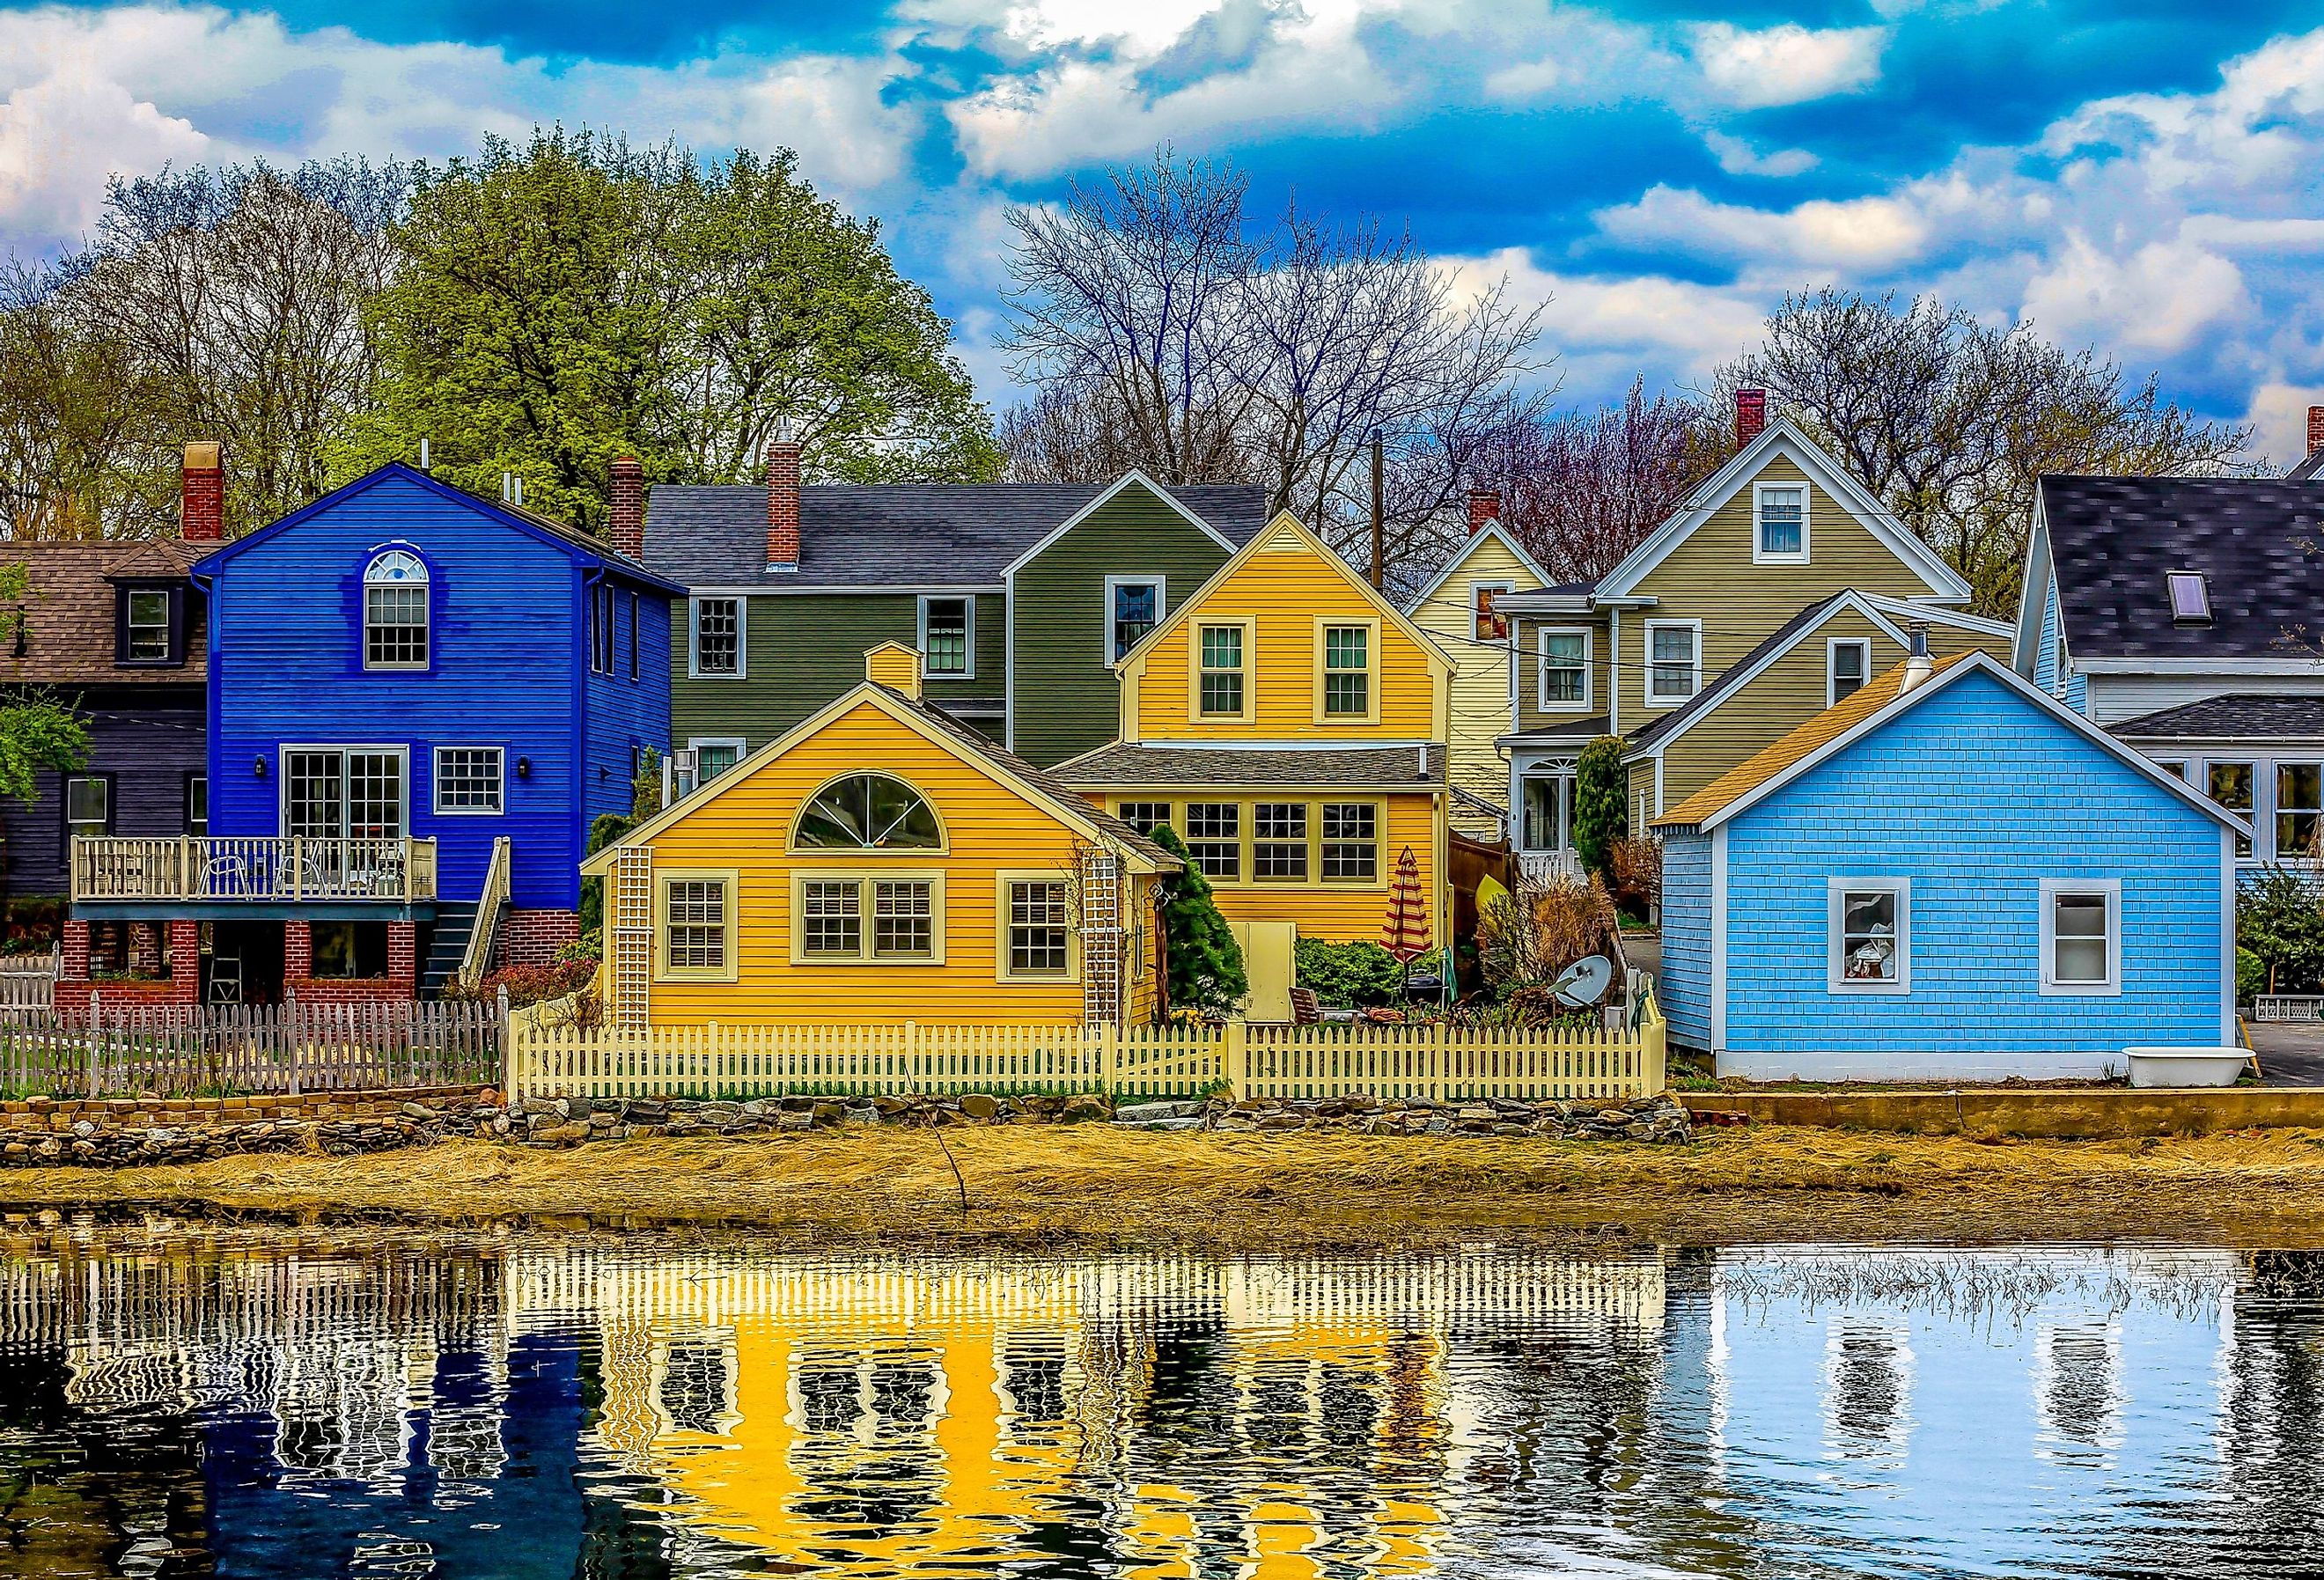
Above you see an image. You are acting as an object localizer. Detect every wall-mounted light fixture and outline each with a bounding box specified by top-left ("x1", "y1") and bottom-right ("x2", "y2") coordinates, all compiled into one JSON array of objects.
[
  {"x1": 516, "y1": 756, "x2": 532, "y2": 780},
  {"x1": 253, "y1": 756, "x2": 268, "y2": 778}
]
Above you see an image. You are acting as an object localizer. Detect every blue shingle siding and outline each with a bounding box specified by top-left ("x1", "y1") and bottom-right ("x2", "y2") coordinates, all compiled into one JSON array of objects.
[
  {"x1": 1658, "y1": 828, "x2": 1712, "y2": 1050},
  {"x1": 202, "y1": 468, "x2": 673, "y2": 913},
  {"x1": 1717, "y1": 668, "x2": 2225, "y2": 1062},
  {"x1": 2033, "y1": 572, "x2": 2063, "y2": 698}
]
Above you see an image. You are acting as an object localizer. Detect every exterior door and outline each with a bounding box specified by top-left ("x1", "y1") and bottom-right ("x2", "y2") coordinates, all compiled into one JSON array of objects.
[
  {"x1": 1521, "y1": 772, "x2": 1574, "y2": 854},
  {"x1": 284, "y1": 749, "x2": 406, "y2": 841}
]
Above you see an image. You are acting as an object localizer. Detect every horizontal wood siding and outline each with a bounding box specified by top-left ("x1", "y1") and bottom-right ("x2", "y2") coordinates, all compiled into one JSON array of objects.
[
  {"x1": 1011, "y1": 484, "x2": 1237, "y2": 767},
  {"x1": 1511, "y1": 611, "x2": 1614, "y2": 734},
  {"x1": 1, "y1": 694, "x2": 205, "y2": 898},
  {"x1": 584, "y1": 587, "x2": 673, "y2": 834},
  {"x1": 671, "y1": 591, "x2": 1004, "y2": 753},
  {"x1": 1410, "y1": 536, "x2": 1539, "y2": 820},
  {"x1": 638, "y1": 698, "x2": 1092, "y2": 1025},
  {"x1": 207, "y1": 471, "x2": 601, "y2": 912}
]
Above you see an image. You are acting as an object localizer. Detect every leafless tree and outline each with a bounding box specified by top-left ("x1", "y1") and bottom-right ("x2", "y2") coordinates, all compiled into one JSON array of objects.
[{"x1": 0, "y1": 261, "x2": 166, "y2": 539}]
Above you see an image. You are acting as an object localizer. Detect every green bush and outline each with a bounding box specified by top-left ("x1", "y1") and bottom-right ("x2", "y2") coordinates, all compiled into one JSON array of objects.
[
  {"x1": 2238, "y1": 865, "x2": 2324, "y2": 993},
  {"x1": 2238, "y1": 946, "x2": 2267, "y2": 1003},
  {"x1": 1573, "y1": 735, "x2": 1627, "y2": 881},
  {"x1": 1294, "y1": 938, "x2": 1405, "y2": 1008},
  {"x1": 559, "y1": 928, "x2": 602, "y2": 966}
]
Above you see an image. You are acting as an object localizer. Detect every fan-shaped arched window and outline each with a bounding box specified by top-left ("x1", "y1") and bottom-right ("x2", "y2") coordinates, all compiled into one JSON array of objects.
[
  {"x1": 792, "y1": 774, "x2": 943, "y2": 849},
  {"x1": 364, "y1": 550, "x2": 429, "y2": 670}
]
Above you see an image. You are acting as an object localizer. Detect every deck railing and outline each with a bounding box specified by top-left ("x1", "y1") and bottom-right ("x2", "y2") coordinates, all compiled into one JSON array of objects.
[
  {"x1": 70, "y1": 837, "x2": 439, "y2": 904},
  {"x1": 1515, "y1": 849, "x2": 1585, "y2": 888},
  {"x1": 507, "y1": 1001, "x2": 1666, "y2": 1105}
]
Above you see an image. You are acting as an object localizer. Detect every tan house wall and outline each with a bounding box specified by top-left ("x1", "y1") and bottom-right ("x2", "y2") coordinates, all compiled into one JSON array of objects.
[{"x1": 1408, "y1": 533, "x2": 1542, "y2": 831}]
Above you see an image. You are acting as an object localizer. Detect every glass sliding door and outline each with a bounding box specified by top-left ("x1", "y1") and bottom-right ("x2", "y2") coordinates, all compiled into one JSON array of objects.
[{"x1": 283, "y1": 749, "x2": 407, "y2": 840}]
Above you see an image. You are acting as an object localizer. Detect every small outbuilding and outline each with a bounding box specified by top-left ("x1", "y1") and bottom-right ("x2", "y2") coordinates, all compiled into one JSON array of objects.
[{"x1": 1653, "y1": 650, "x2": 2247, "y2": 1081}]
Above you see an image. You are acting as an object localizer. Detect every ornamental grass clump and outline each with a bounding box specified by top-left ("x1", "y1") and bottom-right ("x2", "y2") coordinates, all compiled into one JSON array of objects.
[{"x1": 1477, "y1": 875, "x2": 1621, "y2": 1004}]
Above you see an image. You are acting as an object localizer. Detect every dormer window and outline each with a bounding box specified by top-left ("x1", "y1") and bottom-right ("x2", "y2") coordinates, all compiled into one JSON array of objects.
[
  {"x1": 2166, "y1": 570, "x2": 2211, "y2": 625},
  {"x1": 364, "y1": 550, "x2": 429, "y2": 670},
  {"x1": 1753, "y1": 483, "x2": 1808, "y2": 563},
  {"x1": 114, "y1": 584, "x2": 182, "y2": 665}
]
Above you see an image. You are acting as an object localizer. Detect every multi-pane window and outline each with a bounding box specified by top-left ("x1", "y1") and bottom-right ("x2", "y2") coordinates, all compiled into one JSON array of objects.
[
  {"x1": 123, "y1": 588, "x2": 173, "y2": 662},
  {"x1": 1198, "y1": 625, "x2": 1246, "y2": 717},
  {"x1": 1184, "y1": 802, "x2": 1240, "y2": 879},
  {"x1": 435, "y1": 747, "x2": 504, "y2": 814},
  {"x1": 1117, "y1": 802, "x2": 1172, "y2": 836},
  {"x1": 692, "y1": 597, "x2": 741, "y2": 677},
  {"x1": 1539, "y1": 629, "x2": 1588, "y2": 707},
  {"x1": 2207, "y1": 762, "x2": 2255, "y2": 857},
  {"x1": 1645, "y1": 622, "x2": 1699, "y2": 704},
  {"x1": 283, "y1": 749, "x2": 405, "y2": 841},
  {"x1": 1473, "y1": 584, "x2": 1511, "y2": 643},
  {"x1": 794, "y1": 774, "x2": 942, "y2": 849},
  {"x1": 1111, "y1": 581, "x2": 1160, "y2": 661},
  {"x1": 666, "y1": 879, "x2": 730, "y2": 972},
  {"x1": 1320, "y1": 803, "x2": 1378, "y2": 881},
  {"x1": 1756, "y1": 485, "x2": 1806, "y2": 558},
  {"x1": 921, "y1": 597, "x2": 971, "y2": 676},
  {"x1": 1254, "y1": 803, "x2": 1308, "y2": 881},
  {"x1": 64, "y1": 775, "x2": 108, "y2": 841},
  {"x1": 2279, "y1": 763, "x2": 2323, "y2": 860},
  {"x1": 1830, "y1": 885, "x2": 1906, "y2": 988},
  {"x1": 873, "y1": 880, "x2": 935, "y2": 958},
  {"x1": 2041, "y1": 882, "x2": 2118, "y2": 993},
  {"x1": 691, "y1": 741, "x2": 742, "y2": 785},
  {"x1": 1829, "y1": 640, "x2": 1870, "y2": 703},
  {"x1": 1321, "y1": 626, "x2": 1371, "y2": 717},
  {"x1": 800, "y1": 880, "x2": 861, "y2": 958},
  {"x1": 363, "y1": 550, "x2": 429, "y2": 669},
  {"x1": 1006, "y1": 881, "x2": 1070, "y2": 976}
]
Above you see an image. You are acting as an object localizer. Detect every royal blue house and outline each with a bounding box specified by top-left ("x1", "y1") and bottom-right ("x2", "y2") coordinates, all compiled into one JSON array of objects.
[
  {"x1": 64, "y1": 463, "x2": 675, "y2": 1005},
  {"x1": 1654, "y1": 650, "x2": 2244, "y2": 1081}
]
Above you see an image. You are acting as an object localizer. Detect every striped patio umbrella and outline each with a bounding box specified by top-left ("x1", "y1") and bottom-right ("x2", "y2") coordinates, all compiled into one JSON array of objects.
[{"x1": 1380, "y1": 845, "x2": 1431, "y2": 963}]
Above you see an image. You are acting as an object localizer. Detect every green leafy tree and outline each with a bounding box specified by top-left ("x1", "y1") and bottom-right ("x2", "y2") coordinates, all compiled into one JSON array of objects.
[
  {"x1": 577, "y1": 810, "x2": 631, "y2": 936},
  {"x1": 1149, "y1": 824, "x2": 1246, "y2": 1016},
  {"x1": 1293, "y1": 937, "x2": 1403, "y2": 1008},
  {"x1": 0, "y1": 564, "x2": 92, "y2": 906},
  {"x1": 2238, "y1": 865, "x2": 2324, "y2": 993},
  {"x1": 1573, "y1": 734, "x2": 1627, "y2": 881}
]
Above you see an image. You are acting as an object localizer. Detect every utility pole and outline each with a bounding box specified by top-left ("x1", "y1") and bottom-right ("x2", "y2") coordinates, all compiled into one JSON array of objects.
[{"x1": 1368, "y1": 429, "x2": 1385, "y2": 591}]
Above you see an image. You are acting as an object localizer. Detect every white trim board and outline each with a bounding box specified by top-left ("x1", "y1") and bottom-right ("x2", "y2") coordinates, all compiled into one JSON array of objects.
[
  {"x1": 998, "y1": 470, "x2": 1237, "y2": 578},
  {"x1": 1402, "y1": 522, "x2": 1556, "y2": 613}
]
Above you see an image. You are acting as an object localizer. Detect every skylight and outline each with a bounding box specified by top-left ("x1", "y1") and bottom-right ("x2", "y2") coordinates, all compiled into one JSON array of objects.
[{"x1": 2166, "y1": 570, "x2": 2211, "y2": 625}]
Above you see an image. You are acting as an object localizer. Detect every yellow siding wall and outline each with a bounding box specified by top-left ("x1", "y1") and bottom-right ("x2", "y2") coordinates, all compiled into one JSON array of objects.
[
  {"x1": 637, "y1": 700, "x2": 1093, "y2": 1025},
  {"x1": 1408, "y1": 535, "x2": 1541, "y2": 827},
  {"x1": 1127, "y1": 872, "x2": 1163, "y2": 1025},
  {"x1": 1126, "y1": 530, "x2": 1444, "y2": 741}
]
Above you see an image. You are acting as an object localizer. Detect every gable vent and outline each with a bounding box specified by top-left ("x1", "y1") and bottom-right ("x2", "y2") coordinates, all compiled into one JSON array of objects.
[{"x1": 2166, "y1": 570, "x2": 2211, "y2": 625}]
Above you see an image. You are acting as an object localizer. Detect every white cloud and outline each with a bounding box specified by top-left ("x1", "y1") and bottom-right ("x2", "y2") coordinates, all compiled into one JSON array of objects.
[
  {"x1": 2020, "y1": 232, "x2": 2248, "y2": 357},
  {"x1": 1703, "y1": 131, "x2": 1817, "y2": 178},
  {"x1": 2242, "y1": 382, "x2": 2323, "y2": 467},
  {"x1": 1688, "y1": 22, "x2": 1887, "y2": 109},
  {"x1": 1595, "y1": 183, "x2": 1933, "y2": 271},
  {"x1": 1447, "y1": 246, "x2": 1769, "y2": 390},
  {"x1": 0, "y1": 62, "x2": 206, "y2": 239}
]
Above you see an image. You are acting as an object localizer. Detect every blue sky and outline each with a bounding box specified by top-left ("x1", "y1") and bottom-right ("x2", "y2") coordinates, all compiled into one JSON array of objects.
[{"x1": 3, "y1": 1, "x2": 2321, "y2": 457}]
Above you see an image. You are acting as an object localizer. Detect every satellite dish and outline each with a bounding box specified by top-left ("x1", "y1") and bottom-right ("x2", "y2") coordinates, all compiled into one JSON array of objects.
[{"x1": 1549, "y1": 955, "x2": 1614, "y2": 1009}]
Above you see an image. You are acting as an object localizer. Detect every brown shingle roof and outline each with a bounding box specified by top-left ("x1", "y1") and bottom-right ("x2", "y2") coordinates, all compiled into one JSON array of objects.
[
  {"x1": 0, "y1": 540, "x2": 205, "y2": 687},
  {"x1": 1055, "y1": 743, "x2": 1447, "y2": 789}
]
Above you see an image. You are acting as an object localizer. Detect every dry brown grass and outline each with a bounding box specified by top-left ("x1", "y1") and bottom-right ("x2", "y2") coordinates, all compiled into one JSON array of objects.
[{"x1": 15, "y1": 1125, "x2": 2324, "y2": 1248}]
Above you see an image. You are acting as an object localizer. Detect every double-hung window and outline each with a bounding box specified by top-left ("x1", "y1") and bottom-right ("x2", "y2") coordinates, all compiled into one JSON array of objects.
[
  {"x1": 1473, "y1": 583, "x2": 1511, "y2": 643},
  {"x1": 1107, "y1": 577, "x2": 1163, "y2": 661},
  {"x1": 1828, "y1": 880, "x2": 1908, "y2": 992},
  {"x1": 434, "y1": 747, "x2": 504, "y2": 814},
  {"x1": 1644, "y1": 621, "x2": 1701, "y2": 706},
  {"x1": 2207, "y1": 762, "x2": 2255, "y2": 857},
  {"x1": 629, "y1": 592, "x2": 641, "y2": 680},
  {"x1": 690, "y1": 597, "x2": 743, "y2": 678},
  {"x1": 1184, "y1": 803, "x2": 1240, "y2": 880},
  {"x1": 660, "y1": 874, "x2": 736, "y2": 980},
  {"x1": 183, "y1": 772, "x2": 208, "y2": 837},
  {"x1": 1538, "y1": 628, "x2": 1590, "y2": 709},
  {"x1": 793, "y1": 875, "x2": 944, "y2": 963},
  {"x1": 2040, "y1": 880, "x2": 2119, "y2": 995},
  {"x1": 1254, "y1": 803, "x2": 1308, "y2": 882},
  {"x1": 919, "y1": 596, "x2": 972, "y2": 678},
  {"x1": 120, "y1": 587, "x2": 176, "y2": 664},
  {"x1": 2279, "y1": 763, "x2": 2323, "y2": 861},
  {"x1": 1754, "y1": 483, "x2": 1807, "y2": 562},
  {"x1": 1196, "y1": 623, "x2": 1249, "y2": 720},
  {"x1": 1320, "y1": 803, "x2": 1378, "y2": 881},
  {"x1": 1320, "y1": 623, "x2": 1374, "y2": 720},
  {"x1": 591, "y1": 584, "x2": 617, "y2": 675},
  {"x1": 1002, "y1": 879, "x2": 1071, "y2": 979},
  {"x1": 363, "y1": 550, "x2": 429, "y2": 670},
  {"x1": 1828, "y1": 639, "x2": 1871, "y2": 705},
  {"x1": 64, "y1": 775, "x2": 110, "y2": 841}
]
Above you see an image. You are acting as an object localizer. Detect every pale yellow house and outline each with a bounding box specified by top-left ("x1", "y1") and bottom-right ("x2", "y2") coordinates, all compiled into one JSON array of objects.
[{"x1": 1403, "y1": 496, "x2": 1556, "y2": 839}]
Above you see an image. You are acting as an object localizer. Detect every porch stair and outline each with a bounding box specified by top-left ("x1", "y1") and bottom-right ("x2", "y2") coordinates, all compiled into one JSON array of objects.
[{"x1": 418, "y1": 902, "x2": 480, "y2": 998}]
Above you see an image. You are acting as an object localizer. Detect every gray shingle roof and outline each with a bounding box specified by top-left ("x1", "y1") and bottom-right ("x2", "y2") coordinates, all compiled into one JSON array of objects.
[
  {"x1": 1055, "y1": 744, "x2": 1445, "y2": 789},
  {"x1": 1497, "y1": 716, "x2": 1610, "y2": 747},
  {"x1": 1626, "y1": 594, "x2": 1847, "y2": 753},
  {"x1": 644, "y1": 482, "x2": 1270, "y2": 587},
  {"x1": 2110, "y1": 694, "x2": 2324, "y2": 740},
  {"x1": 2040, "y1": 474, "x2": 2324, "y2": 660}
]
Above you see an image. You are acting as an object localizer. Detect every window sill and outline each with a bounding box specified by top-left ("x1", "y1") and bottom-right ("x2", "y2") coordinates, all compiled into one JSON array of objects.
[
  {"x1": 1828, "y1": 981, "x2": 1910, "y2": 996},
  {"x1": 2039, "y1": 982, "x2": 2122, "y2": 997}
]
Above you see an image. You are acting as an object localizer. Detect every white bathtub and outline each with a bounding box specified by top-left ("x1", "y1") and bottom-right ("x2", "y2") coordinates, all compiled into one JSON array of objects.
[{"x1": 2122, "y1": 1047, "x2": 2254, "y2": 1089}]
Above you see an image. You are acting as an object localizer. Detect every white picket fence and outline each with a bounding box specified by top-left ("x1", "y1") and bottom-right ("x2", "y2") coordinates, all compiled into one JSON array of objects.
[{"x1": 507, "y1": 1003, "x2": 1666, "y2": 1105}]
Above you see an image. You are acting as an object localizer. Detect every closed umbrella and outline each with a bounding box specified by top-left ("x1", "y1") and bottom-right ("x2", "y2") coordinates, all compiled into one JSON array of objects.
[{"x1": 1381, "y1": 846, "x2": 1431, "y2": 963}]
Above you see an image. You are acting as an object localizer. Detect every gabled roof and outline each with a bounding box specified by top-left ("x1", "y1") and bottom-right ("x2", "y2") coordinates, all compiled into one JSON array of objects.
[
  {"x1": 2110, "y1": 694, "x2": 2324, "y2": 741},
  {"x1": 2034, "y1": 474, "x2": 2324, "y2": 661},
  {"x1": 1401, "y1": 522, "x2": 1555, "y2": 614},
  {"x1": 2289, "y1": 451, "x2": 2324, "y2": 483},
  {"x1": 643, "y1": 474, "x2": 1268, "y2": 589},
  {"x1": 1654, "y1": 651, "x2": 2249, "y2": 838},
  {"x1": 0, "y1": 539, "x2": 207, "y2": 687},
  {"x1": 1593, "y1": 419, "x2": 1973, "y2": 603},
  {"x1": 586, "y1": 680, "x2": 1175, "y2": 876},
  {"x1": 190, "y1": 463, "x2": 681, "y2": 594}
]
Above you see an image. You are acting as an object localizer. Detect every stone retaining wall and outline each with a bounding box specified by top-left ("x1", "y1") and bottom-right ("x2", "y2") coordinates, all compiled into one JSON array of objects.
[{"x1": 0, "y1": 1085, "x2": 491, "y2": 1168}]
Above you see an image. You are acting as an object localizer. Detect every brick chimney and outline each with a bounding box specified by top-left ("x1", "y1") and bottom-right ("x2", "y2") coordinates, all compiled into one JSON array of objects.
[
  {"x1": 1467, "y1": 488, "x2": 1502, "y2": 536},
  {"x1": 180, "y1": 441, "x2": 224, "y2": 542},
  {"x1": 608, "y1": 456, "x2": 644, "y2": 561},
  {"x1": 1735, "y1": 388, "x2": 1768, "y2": 452},
  {"x1": 2309, "y1": 404, "x2": 2324, "y2": 459},
  {"x1": 766, "y1": 423, "x2": 800, "y2": 571}
]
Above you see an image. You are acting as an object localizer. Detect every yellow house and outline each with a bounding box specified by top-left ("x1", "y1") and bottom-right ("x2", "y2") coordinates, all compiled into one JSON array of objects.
[
  {"x1": 584, "y1": 644, "x2": 1176, "y2": 1028},
  {"x1": 1055, "y1": 511, "x2": 1454, "y2": 952},
  {"x1": 1402, "y1": 495, "x2": 1557, "y2": 840}
]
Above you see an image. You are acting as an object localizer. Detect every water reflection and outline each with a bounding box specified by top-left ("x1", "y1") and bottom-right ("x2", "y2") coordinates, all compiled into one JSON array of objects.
[{"x1": 2, "y1": 1229, "x2": 2321, "y2": 1577}]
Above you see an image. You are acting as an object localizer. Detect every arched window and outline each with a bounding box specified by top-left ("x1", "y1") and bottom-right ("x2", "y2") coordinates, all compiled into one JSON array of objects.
[
  {"x1": 792, "y1": 774, "x2": 942, "y2": 849},
  {"x1": 364, "y1": 550, "x2": 429, "y2": 669}
]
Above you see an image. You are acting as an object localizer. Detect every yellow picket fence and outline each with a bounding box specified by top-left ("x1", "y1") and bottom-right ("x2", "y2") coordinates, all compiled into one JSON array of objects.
[{"x1": 506, "y1": 1003, "x2": 1666, "y2": 1105}]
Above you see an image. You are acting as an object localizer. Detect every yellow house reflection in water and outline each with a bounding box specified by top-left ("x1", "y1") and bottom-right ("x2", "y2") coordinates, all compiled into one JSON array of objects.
[{"x1": 515, "y1": 1251, "x2": 1668, "y2": 1576}]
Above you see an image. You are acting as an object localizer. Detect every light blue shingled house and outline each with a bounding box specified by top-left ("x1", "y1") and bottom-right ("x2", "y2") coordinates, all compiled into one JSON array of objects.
[{"x1": 1653, "y1": 649, "x2": 2247, "y2": 1081}]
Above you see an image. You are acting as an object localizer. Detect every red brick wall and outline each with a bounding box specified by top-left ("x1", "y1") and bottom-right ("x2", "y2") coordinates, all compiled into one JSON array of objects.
[
  {"x1": 284, "y1": 920, "x2": 312, "y2": 979},
  {"x1": 498, "y1": 909, "x2": 580, "y2": 969},
  {"x1": 287, "y1": 977, "x2": 416, "y2": 1005},
  {"x1": 62, "y1": 921, "x2": 89, "y2": 981}
]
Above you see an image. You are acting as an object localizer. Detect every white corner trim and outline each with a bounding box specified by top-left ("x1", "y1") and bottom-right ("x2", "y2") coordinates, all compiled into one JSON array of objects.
[
  {"x1": 1535, "y1": 624, "x2": 1593, "y2": 712},
  {"x1": 1003, "y1": 570, "x2": 1017, "y2": 752},
  {"x1": 1710, "y1": 826, "x2": 1728, "y2": 1053},
  {"x1": 2038, "y1": 877, "x2": 2122, "y2": 996},
  {"x1": 2220, "y1": 826, "x2": 2239, "y2": 1043},
  {"x1": 998, "y1": 470, "x2": 1236, "y2": 578},
  {"x1": 1750, "y1": 480, "x2": 1810, "y2": 565},
  {"x1": 1641, "y1": 618, "x2": 1703, "y2": 710},
  {"x1": 1827, "y1": 877, "x2": 1911, "y2": 994}
]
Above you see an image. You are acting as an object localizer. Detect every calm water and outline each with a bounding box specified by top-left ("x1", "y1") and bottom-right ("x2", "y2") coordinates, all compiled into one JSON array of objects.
[{"x1": 3, "y1": 1226, "x2": 2321, "y2": 1577}]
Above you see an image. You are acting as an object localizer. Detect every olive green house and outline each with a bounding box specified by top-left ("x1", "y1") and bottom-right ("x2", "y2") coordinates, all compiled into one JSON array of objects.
[{"x1": 633, "y1": 455, "x2": 1266, "y2": 775}]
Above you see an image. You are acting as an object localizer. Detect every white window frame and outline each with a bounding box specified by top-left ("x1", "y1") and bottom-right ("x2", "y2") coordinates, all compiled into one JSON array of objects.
[
  {"x1": 1752, "y1": 481, "x2": 1810, "y2": 565},
  {"x1": 432, "y1": 746, "x2": 506, "y2": 816},
  {"x1": 688, "y1": 596, "x2": 746, "y2": 680},
  {"x1": 2039, "y1": 878, "x2": 2122, "y2": 996},
  {"x1": 916, "y1": 593, "x2": 975, "y2": 680},
  {"x1": 1828, "y1": 878, "x2": 1910, "y2": 994},
  {"x1": 1827, "y1": 637, "x2": 1872, "y2": 707},
  {"x1": 1642, "y1": 619, "x2": 1703, "y2": 709},
  {"x1": 1536, "y1": 626, "x2": 1592, "y2": 712},
  {"x1": 1103, "y1": 575, "x2": 1166, "y2": 664},
  {"x1": 686, "y1": 736, "x2": 747, "y2": 789},
  {"x1": 361, "y1": 549, "x2": 430, "y2": 672},
  {"x1": 276, "y1": 744, "x2": 409, "y2": 841},
  {"x1": 64, "y1": 775, "x2": 110, "y2": 841},
  {"x1": 1470, "y1": 579, "x2": 1515, "y2": 643}
]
